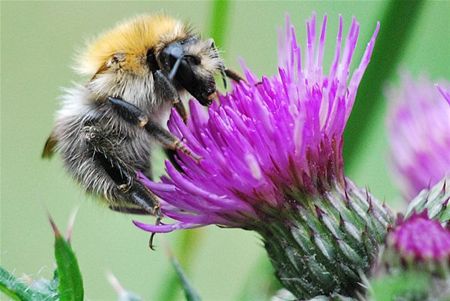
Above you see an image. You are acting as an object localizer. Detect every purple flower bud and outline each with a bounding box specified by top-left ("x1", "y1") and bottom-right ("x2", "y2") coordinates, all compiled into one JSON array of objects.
[
  {"x1": 387, "y1": 73, "x2": 450, "y2": 200},
  {"x1": 390, "y1": 212, "x2": 450, "y2": 261},
  {"x1": 381, "y1": 178, "x2": 450, "y2": 299}
]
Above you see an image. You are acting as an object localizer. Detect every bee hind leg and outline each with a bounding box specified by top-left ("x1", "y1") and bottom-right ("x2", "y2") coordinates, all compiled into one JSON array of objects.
[
  {"x1": 95, "y1": 150, "x2": 160, "y2": 215},
  {"x1": 83, "y1": 125, "x2": 160, "y2": 215}
]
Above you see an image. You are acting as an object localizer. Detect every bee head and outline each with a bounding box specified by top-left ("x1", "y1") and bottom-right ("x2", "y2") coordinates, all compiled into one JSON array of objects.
[
  {"x1": 155, "y1": 37, "x2": 222, "y2": 106},
  {"x1": 76, "y1": 15, "x2": 223, "y2": 107}
]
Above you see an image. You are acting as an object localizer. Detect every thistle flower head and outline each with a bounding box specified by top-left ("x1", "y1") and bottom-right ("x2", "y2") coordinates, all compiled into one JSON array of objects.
[
  {"x1": 135, "y1": 14, "x2": 392, "y2": 299},
  {"x1": 135, "y1": 14, "x2": 380, "y2": 233},
  {"x1": 390, "y1": 212, "x2": 450, "y2": 262},
  {"x1": 387, "y1": 74, "x2": 450, "y2": 199}
]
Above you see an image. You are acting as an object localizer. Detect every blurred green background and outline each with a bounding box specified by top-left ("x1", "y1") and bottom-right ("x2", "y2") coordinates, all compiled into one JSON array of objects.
[{"x1": 1, "y1": 1, "x2": 449, "y2": 300}]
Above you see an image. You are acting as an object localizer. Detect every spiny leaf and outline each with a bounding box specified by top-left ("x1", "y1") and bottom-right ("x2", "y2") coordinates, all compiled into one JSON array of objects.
[
  {"x1": 169, "y1": 255, "x2": 201, "y2": 301},
  {"x1": 155, "y1": 232, "x2": 203, "y2": 301},
  {"x1": 49, "y1": 216, "x2": 84, "y2": 301},
  {"x1": 0, "y1": 266, "x2": 56, "y2": 301},
  {"x1": 107, "y1": 272, "x2": 142, "y2": 301}
]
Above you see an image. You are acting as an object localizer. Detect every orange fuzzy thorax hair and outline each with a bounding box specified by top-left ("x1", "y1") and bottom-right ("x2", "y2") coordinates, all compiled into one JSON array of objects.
[{"x1": 76, "y1": 14, "x2": 189, "y2": 76}]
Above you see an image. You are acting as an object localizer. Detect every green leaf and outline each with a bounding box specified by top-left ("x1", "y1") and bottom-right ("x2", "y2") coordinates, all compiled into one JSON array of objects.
[
  {"x1": 50, "y1": 217, "x2": 84, "y2": 301},
  {"x1": 169, "y1": 255, "x2": 201, "y2": 301},
  {"x1": 344, "y1": 0, "x2": 426, "y2": 171},
  {"x1": 0, "y1": 266, "x2": 56, "y2": 301}
]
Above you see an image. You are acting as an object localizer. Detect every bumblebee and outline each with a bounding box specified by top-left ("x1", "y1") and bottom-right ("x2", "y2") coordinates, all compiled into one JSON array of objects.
[{"x1": 43, "y1": 14, "x2": 239, "y2": 217}]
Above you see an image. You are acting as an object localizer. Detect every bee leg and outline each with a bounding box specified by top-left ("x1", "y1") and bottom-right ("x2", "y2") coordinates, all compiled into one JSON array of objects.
[
  {"x1": 108, "y1": 206, "x2": 149, "y2": 215},
  {"x1": 153, "y1": 70, "x2": 187, "y2": 123},
  {"x1": 108, "y1": 97, "x2": 148, "y2": 127},
  {"x1": 173, "y1": 100, "x2": 187, "y2": 123},
  {"x1": 106, "y1": 97, "x2": 200, "y2": 162},
  {"x1": 164, "y1": 148, "x2": 183, "y2": 171},
  {"x1": 155, "y1": 69, "x2": 189, "y2": 168},
  {"x1": 96, "y1": 152, "x2": 160, "y2": 215},
  {"x1": 143, "y1": 120, "x2": 201, "y2": 162},
  {"x1": 224, "y1": 68, "x2": 246, "y2": 83},
  {"x1": 122, "y1": 182, "x2": 160, "y2": 215},
  {"x1": 153, "y1": 70, "x2": 188, "y2": 122},
  {"x1": 153, "y1": 70, "x2": 180, "y2": 105},
  {"x1": 83, "y1": 126, "x2": 160, "y2": 215},
  {"x1": 149, "y1": 205, "x2": 162, "y2": 250},
  {"x1": 165, "y1": 100, "x2": 187, "y2": 171}
]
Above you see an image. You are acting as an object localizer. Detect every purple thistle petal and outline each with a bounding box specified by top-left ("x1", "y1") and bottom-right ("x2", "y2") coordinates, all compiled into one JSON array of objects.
[
  {"x1": 437, "y1": 85, "x2": 450, "y2": 105},
  {"x1": 135, "y1": 14, "x2": 379, "y2": 233},
  {"x1": 133, "y1": 220, "x2": 202, "y2": 233}
]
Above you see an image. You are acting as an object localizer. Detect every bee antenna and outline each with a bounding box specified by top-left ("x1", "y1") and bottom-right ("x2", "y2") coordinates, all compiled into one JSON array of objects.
[
  {"x1": 168, "y1": 56, "x2": 184, "y2": 81},
  {"x1": 211, "y1": 40, "x2": 227, "y2": 90}
]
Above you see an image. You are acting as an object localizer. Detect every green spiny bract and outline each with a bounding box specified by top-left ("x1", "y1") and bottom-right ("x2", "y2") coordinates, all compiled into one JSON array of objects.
[{"x1": 258, "y1": 179, "x2": 392, "y2": 299}]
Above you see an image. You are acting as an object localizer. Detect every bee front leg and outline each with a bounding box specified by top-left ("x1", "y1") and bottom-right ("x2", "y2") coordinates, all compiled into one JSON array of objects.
[
  {"x1": 106, "y1": 97, "x2": 200, "y2": 162},
  {"x1": 224, "y1": 68, "x2": 246, "y2": 83},
  {"x1": 173, "y1": 100, "x2": 187, "y2": 123},
  {"x1": 153, "y1": 70, "x2": 189, "y2": 170},
  {"x1": 153, "y1": 70, "x2": 187, "y2": 122}
]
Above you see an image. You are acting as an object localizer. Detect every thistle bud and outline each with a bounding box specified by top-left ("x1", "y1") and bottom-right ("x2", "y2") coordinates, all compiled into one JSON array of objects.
[{"x1": 380, "y1": 178, "x2": 450, "y2": 300}]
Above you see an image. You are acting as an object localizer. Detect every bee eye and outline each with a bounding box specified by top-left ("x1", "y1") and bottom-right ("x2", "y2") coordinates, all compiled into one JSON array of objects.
[
  {"x1": 185, "y1": 55, "x2": 200, "y2": 66},
  {"x1": 146, "y1": 48, "x2": 159, "y2": 73}
]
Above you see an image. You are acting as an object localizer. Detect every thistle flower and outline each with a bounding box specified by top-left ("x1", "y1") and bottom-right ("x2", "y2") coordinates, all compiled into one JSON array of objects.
[
  {"x1": 387, "y1": 74, "x2": 450, "y2": 200},
  {"x1": 135, "y1": 14, "x2": 392, "y2": 298}
]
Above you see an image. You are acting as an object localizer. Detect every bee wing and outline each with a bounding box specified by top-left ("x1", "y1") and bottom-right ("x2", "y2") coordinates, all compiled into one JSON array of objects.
[{"x1": 42, "y1": 133, "x2": 57, "y2": 158}]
